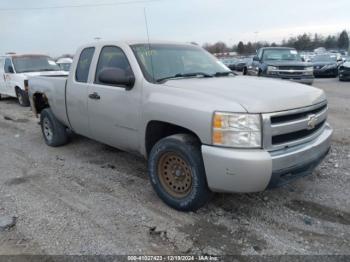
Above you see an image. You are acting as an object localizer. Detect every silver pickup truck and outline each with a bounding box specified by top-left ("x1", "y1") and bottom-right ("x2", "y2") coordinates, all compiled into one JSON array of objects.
[{"x1": 28, "y1": 41, "x2": 333, "y2": 211}]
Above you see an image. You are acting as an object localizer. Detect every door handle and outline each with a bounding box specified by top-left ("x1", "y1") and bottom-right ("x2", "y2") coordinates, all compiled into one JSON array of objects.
[{"x1": 88, "y1": 92, "x2": 100, "y2": 100}]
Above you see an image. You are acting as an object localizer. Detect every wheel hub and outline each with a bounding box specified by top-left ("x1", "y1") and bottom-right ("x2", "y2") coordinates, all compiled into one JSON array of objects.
[
  {"x1": 43, "y1": 118, "x2": 53, "y2": 141},
  {"x1": 158, "y1": 152, "x2": 193, "y2": 198}
]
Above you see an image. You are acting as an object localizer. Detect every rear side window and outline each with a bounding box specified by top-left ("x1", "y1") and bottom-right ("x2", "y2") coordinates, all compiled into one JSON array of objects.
[
  {"x1": 95, "y1": 46, "x2": 133, "y2": 85},
  {"x1": 75, "y1": 47, "x2": 95, "y2": 83}
]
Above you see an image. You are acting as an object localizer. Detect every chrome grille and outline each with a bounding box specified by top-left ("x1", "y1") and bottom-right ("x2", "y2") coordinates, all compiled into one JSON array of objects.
[
  {"x1": 262, "y1": 101, "x2": 328, "y2": 151},
  {"x1": 278, "y1": 66, "x2": 305, "y2": 70}
]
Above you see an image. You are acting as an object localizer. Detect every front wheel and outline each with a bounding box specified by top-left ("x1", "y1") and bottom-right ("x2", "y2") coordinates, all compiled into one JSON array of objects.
[
  {"x1": 148, "y1": 134, "x2": 212, "y2": 211},
  {"x1": 40, "y1": 108, "x2": 69, "y2": 147}
]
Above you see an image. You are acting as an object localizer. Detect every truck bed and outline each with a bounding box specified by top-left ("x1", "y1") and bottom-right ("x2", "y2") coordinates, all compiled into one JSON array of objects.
[{"x1": 28, "y1": 75, "x2": 70, "y2": 126}]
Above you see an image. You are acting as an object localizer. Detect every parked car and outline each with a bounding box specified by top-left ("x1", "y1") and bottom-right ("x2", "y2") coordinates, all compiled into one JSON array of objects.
[
  {"x1": 56, "y1": 57, "x2": 73, "y2": 72},
  {"x1": 219, "y1": 57, "x2": 237, "y2": 70},
  {"x1": 28, "y1": 41, "x2": 332, "y2": 211},
  {"x1": 229, "y1": 58, "x2": 247, "y2": 71},
  {"x1": 0, "y1": 54, "x2": 67, "y2": 106},
  {"x1": 339, "y1": 61, "x2": 350, "y2": 81},
  {"x1": 246, "y1": 47, "x2": 314, "y2": 85},
  {"x1": 311, "y1": 54, "x2": 340, "y2": 78},
  {"x1": 242, "y1": 57, "x2": 254, "y2": 75}
]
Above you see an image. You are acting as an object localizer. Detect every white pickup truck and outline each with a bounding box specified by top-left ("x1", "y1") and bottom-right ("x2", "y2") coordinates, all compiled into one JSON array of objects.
[
  {"x1": 0, "y1": 54, "x2": 67, "y2": 106},
  {"x1": 28, "y1": 41, "x2": 333, "y2": 211}
]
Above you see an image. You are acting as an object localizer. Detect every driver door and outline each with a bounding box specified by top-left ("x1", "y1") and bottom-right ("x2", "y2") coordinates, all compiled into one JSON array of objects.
[
  {"x1": 87, "y1": 45, "x2": 141, "y2": 152},
  {"x1": 3, "y1": 58, "x2": 15, "y2": 96},
  {"x1": 0, "y1": 58, "x2": 5, "y2": 95}
]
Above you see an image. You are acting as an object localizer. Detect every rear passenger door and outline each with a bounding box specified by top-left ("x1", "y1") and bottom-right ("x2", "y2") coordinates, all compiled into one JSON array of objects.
[
  {"x1": 87, "y1": 45, "x2": 141, "y2": 152},
  {"x1": 66, "y1": 47, "x2": 95, "y2": 138}
]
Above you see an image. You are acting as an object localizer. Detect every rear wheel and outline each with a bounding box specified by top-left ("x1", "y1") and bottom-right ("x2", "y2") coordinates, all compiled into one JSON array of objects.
[
  {"x1": 40, "y1": 108, "x2": 68, "y2": 147},
  {"x1": 148, "y1": 134, "x2": 212, "y2": 211},
  {"x1": 16, "y1": 88, "x2": 30, "y2": 107}
]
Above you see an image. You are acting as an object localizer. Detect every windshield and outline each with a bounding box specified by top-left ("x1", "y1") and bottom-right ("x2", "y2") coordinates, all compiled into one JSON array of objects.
[
  {"x1": 262, "y1": 49, "x2": 302, "y2": 61},
  {"x1": 131, "y1": 44, "x2": 230, "y2": 82},
  {"x1": 12, "y1": 56, "x2": 60, "y2": 73},
  {"x1": 312, "y1": 55, "x2": 337, "y2": 62}
]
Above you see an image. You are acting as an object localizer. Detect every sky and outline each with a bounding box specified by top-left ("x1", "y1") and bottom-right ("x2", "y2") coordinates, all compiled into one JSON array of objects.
[{"x1": 0, "y1": 0, "x2": 349, "y2": 56}]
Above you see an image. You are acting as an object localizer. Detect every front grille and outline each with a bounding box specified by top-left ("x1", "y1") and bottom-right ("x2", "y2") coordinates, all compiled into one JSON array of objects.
[
  {"x1": 262, "y1": 102, "x2": 328, "y2": 151},
  {"x1": 278, "y1": 66, "x2": 305, "y2": 70},
  {"x1": 271, "y1": 104, "x2": 327, "y2": 124},
  {"x1": 279, "y1": 72, "x2": 303, "y2": 76},
  {"x1": 272, "y1": 120, "x2": 325, "y2": 145}
]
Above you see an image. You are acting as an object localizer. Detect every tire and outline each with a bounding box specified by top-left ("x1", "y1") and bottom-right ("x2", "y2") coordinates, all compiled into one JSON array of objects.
[
  {"x1": 148, "y1": 134, "x2": 212, "y2": 211},
  {"x1": 40, "y1": 108, "x2": 68, "y2": 147},
  {"x1": 16, "y1": 88, "x2": 30, "y2": 107}
]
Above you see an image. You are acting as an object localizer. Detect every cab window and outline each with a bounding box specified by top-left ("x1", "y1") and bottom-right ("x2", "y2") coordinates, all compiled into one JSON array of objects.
[
  {"x1": 76, "y1": 47, "x2": 95, "y2": 83},
  {"x1": 4, "y1": 58, "x2": 13, "y2": 73},
  {"x1": 95, "y1": 46, "x2": 133, "y2": 86}
]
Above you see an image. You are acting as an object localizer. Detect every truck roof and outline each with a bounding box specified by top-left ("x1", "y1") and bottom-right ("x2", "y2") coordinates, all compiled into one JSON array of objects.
[
  {"x1": 79, "y1": 40, "x2": 197, "y2": 49},
  {"x1": 260, "y1": 47, "x2": 296, "y2": 50},
  {"x1": 1, "y1": 54, "x2": 50, "y2": 58}
]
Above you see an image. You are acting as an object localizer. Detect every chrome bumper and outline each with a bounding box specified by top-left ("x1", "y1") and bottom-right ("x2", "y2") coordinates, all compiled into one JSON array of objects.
[{"x1": 202, "y1": 124, "x2": 333, "y2": 193}]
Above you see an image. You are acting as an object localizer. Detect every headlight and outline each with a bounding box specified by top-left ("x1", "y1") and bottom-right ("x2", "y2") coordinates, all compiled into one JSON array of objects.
[
  {"x1": 212, "y1": 112, "x2": 262, "y2": 148},
  {"x1": 303, "y1": 66, "x2": 314, "y2": 75},
  {"x1": 267, "y1": 66, "x2": 278, "y2": 71}
]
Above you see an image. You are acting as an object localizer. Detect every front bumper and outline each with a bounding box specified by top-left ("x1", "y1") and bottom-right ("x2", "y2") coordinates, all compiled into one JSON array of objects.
[
  {"x1": 314, "y1": 68, "x2": 338, "y2": 77},
  {"x1": 264, "y1": 74, "x2": 314, "y2": 84},
  {"x1": 202, "y1": 124, "x2": 333, "y2": 193},
  {"x1": 339, "y1": 71, "x2": 350, "y2": 80}
]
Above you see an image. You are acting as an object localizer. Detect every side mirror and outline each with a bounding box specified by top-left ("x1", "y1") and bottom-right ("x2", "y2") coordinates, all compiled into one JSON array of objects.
[
  {"x1": 253, "y1": 56, "x2": 260, "y2": 62},
  {"x1": 98, "y1": 68, "x2": 135, "y2": 89},
  {"x1": 8, "y1": 66, "x2": 14, "y2": 73}
]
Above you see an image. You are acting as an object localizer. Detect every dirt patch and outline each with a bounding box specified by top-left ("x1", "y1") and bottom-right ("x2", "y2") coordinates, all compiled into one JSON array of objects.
[
  {"x1": 180, "y1": 219, "x2": 268, "y2": 255},
  {"x1": 285, "y1": 200, "x2": 350, "y2": 226}
]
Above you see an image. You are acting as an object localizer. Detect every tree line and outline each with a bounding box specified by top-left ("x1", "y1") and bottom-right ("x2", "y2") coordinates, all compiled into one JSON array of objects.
[{"x1": 203, "y1": 30, "x2": 349, "y2": 55}]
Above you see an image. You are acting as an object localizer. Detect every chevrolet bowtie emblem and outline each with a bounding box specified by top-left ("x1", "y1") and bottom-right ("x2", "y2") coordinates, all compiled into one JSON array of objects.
[{"x1": 307, "y1": 114, "x2": 318, "y2": 130}]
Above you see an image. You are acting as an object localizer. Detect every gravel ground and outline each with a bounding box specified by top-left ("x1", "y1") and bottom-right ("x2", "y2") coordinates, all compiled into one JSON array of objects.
[{"x1": 0, "y1": 78, "x2": 349, "y2": 255}]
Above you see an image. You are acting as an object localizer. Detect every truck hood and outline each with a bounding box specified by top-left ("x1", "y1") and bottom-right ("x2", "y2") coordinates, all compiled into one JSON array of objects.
[
  {"x1": 264, "y1": 60, "x2": 312, "y2": 67},
  {"x1": 341, "y1": 62, "x2": 350, "y2": 68},
  {"x1": 163, "y1": 76, "x2": 325, "y2": 113},
  {"x1": 22, "y1": 71, "x2": 68, "y2": 77},
  {"x1": 312, "y1": 61, "x2": 337, "y2": 67}
]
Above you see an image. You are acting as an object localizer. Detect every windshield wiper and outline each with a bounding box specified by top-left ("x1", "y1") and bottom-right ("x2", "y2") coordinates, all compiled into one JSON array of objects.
[
  {"x1": 38, "y1": 69, "x2": 58, "y2": 72},
  {"x1": 214, "y1": 71, "x2": 236, "y2": 77},
  {"x1": 156, "y1": 72, "x2": 213, "y2": 83}
]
